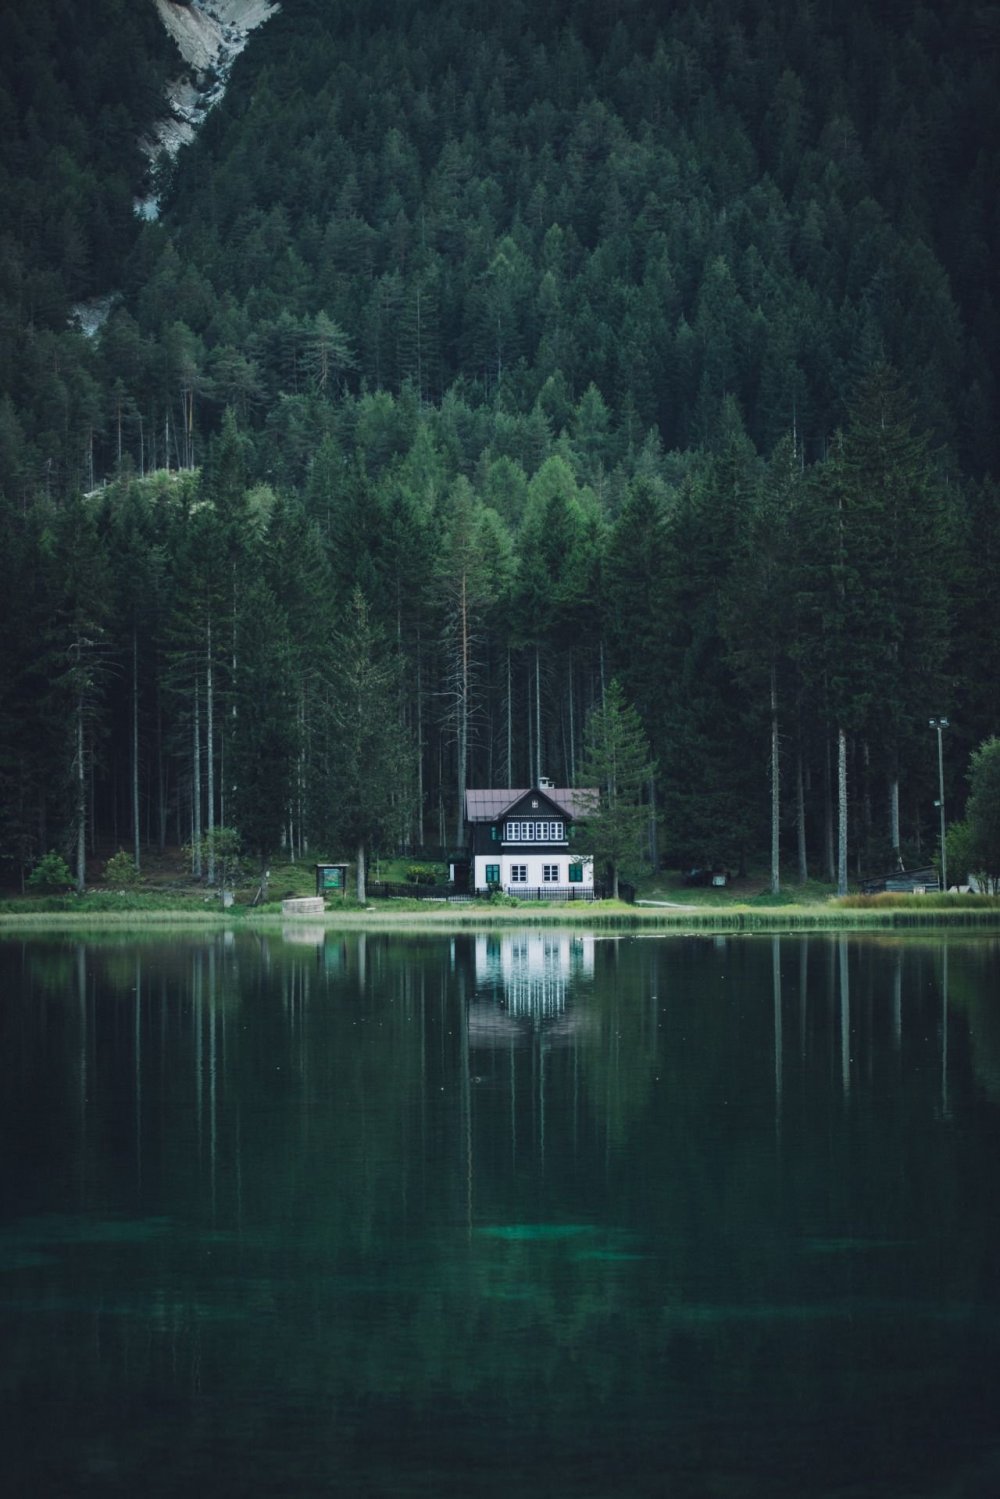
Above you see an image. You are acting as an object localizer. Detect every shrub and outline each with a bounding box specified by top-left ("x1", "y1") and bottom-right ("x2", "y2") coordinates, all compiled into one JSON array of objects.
[
  {"x1": 487, "y1": 888, "x2": 520, "y2": 906},
  {"x1": 27, "y1": 851, "x2": 74, "y2": 893},
  {"x1": 834, "y1": 891, "x2": 999, "y2": 909},
  {"x1": 184, "y1": 826, "x2": 245, "y2": 894},
  {"x1": 104, "y1": 850, "x2": 141, "y2": 889},
  {"x1": 406, "y1": 864, "x2": 439, "y2": 885}
]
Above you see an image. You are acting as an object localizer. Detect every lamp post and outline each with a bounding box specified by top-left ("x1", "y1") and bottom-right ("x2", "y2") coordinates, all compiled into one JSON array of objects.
[{"x1": 929, "y1": 717, "x2": 949, "y2": 891}]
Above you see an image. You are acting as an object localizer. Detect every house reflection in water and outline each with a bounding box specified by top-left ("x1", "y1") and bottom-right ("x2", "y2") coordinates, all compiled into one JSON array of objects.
[{"x1": 468, "y1": 932, "x2": 594, "y2": 1048}]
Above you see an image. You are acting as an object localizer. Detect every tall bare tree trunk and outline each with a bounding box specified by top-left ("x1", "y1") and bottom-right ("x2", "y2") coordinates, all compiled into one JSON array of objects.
[
  {"x1": 192, "y1": 679, "x2": 202, "y2": 877},
  {"x1": 455, "y1": 572, "x2": 469, "y2": 845},
  {"x1": 416, "y1": 633, "x2": 425, "y2": 845},
  {"x1": 837, "y1": 725, "x2": 848, "y2": 896},
  {"x1": 506, "y1": 649, "x2": 513, "y2": 786},
  {"x1": 567, "y1": 651, "x2": 576, "y2": 785},
  {"x1": 889, "y1": 773, "x2": 900, "y2": 860},
  {"x1": 535, "y1": 646, "x2": 542, "y2": 781},
  {"x1": 824, "y1": 734, "x2": 835, "y2": 882},
  {"x1": 770, "y1": 664, "x2": 780, "y2": 894},
  {"x1": 206, "y1": 617, "x2": 215, "y2": 884},
  {"x1": 156, "y1": 692, "x2": 165, "y2": 852},
  {"x1": 75, "y1": 687, "x2": 86, "y2": 894},
  {"x1": 132, "y1": 629, "x2": 140, "y2": 870},
  {"x1": 356, "y1": 840, "x2": 366, "y2": 903},
  {"x1": 526, "y1": 665, "x2": 533, "y2": 785},
  {"x1": 795, "y1": 742, "x2": 808, "y2": 883}
]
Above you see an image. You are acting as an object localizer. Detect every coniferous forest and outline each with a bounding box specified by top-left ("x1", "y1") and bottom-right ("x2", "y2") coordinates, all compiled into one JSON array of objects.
[{"x1": 2, "y1": 0, "x2": 999, "y2": 890}]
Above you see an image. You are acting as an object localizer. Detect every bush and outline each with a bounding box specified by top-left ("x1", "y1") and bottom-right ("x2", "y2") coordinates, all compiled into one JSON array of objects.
[
  {"x1": 751, "y1": 889, "x2": 798, "y2": 906},
  {"x1": 486, "y1": 888, "x2": 520, "y2": 906},
  {"x1": 184, "y1": 826, "x2": 245, "y2": 895},
  {"x1": 27, "y1": 851, "x2": 74, "y2": 893},
  {"x1": 406, "y1": 864, "x2": 439, "y2": 885},
  {"x1": 104, "y1": 850, "x2": 141, "y2": 889},
  {"x1": 834, "y1": 891, "x2": 999, "y2": 909}
]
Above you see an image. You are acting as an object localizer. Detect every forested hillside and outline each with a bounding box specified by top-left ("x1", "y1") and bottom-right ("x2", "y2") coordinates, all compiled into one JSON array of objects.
[{"x1": 2, "y1": 0, "x2": 998, "y2": 889}]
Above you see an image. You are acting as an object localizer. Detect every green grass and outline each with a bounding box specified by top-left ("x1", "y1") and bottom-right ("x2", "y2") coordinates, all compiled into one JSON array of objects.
[
  {"x1": 834, "y1": 891, "x2": 1000, "y2": 911},
  {"x1": 4, "y1": 904, "x2": 1000, "y2": 935},
  {"x1": 634, "y1": 868, "x2": 839, "y2": 908},
  {"x1": 3, "y1": 856, "x2": 999, "y2": 935},
  {"x1": 0, "y1": 890, "x2": 214, "y2": 914},
  {"x1": 366, "y1": 856, "x2": 450, "y2": 884}
]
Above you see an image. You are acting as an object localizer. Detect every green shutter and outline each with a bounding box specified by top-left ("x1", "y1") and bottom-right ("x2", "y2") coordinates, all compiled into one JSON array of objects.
[{"x1": 568, "y1": 863, "x2": 583, "y2": 883}]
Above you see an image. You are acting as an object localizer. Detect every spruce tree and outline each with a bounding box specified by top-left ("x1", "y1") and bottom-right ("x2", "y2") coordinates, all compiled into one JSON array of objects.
[
  {"x1": 229, "y1": 577, "x2": 299, "y2": 870},
  {"x1": 963, "y1": 738, "x2": 1000, "y2": 893},
  {"x1": 326, "y1": 587, "x2": 414, "y2": 902},
  {"x1": 575, "y1": 679, "x2": 655, "y2": 900}
]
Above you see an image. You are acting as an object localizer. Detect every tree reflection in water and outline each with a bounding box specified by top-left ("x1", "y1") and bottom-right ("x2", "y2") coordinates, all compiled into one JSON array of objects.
[{"x1": 0, "y1": 930, "x2": 997, "y2": 1499}]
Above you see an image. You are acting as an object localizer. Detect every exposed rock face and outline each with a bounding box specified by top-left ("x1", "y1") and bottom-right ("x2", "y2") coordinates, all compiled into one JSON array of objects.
[
  {"x1": 137, "y1": 0, "x2": 278, "y2": 216},
  {"x1": 70, "y1": 292, "x2": 118, "y2": 339},
  {"x1": 154, "y1": 0, "x2": 277, "y2": 77}
]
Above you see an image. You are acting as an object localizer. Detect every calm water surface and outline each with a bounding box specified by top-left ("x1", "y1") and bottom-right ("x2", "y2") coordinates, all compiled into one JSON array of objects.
[{"x1": 1, "y1": 928, "x2": 998, "y2": 1497}]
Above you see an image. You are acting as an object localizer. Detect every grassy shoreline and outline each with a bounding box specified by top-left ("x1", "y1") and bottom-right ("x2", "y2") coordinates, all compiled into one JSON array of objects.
[{"x1": 2, "y1": 900, "x2": 1000, "y2": 936}]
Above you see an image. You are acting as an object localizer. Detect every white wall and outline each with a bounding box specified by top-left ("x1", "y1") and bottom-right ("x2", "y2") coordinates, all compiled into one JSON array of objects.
[{"x1": 473, "y1": 853, "x2": 593, "y2": 890}]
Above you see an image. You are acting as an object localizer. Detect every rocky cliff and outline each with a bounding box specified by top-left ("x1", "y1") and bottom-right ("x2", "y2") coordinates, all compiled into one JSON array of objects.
[{"x1": 138, "y1": 0, "x2": 278, "y2": 209}]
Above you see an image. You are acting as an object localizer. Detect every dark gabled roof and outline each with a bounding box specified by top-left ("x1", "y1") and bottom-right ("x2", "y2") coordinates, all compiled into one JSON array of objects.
[{"x1": 464, "y1": 787, "x2": 596, "y2": 822}]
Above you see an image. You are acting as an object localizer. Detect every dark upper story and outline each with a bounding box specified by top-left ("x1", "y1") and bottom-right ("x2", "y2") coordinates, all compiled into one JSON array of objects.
[{"x1": 464, "y1": 781, "x2": 595, "y2": 855}]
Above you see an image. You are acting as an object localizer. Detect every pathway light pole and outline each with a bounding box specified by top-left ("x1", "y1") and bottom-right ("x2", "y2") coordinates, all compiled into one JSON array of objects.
[{"x1": 929, "y1": 717, "x2": 949, "y2": 891}]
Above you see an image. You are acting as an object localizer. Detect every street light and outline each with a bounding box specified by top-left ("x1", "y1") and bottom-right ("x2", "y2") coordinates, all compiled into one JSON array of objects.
[{"x1": 929, "y1": 717, "x2": 949, "y2": 892}]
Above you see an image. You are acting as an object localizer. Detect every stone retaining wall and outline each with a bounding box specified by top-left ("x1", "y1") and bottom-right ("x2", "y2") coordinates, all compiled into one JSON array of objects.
[{"x1": 280, "y1": 896, "x2": 325, "y2": 916}]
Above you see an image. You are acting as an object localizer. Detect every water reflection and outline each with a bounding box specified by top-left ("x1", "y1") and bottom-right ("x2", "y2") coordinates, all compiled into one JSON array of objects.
[
  {"x1": 7, "y1": 931, "x2": 991, "y2": 1205},
  {"x1": 5, "y1": 931, "x2": 993, "y2": 1200},
  {"x1": 0, "y1": 929, "x2": 998, "y2": 1498},
  {"x1": 469, "y1": 931, "x2": 593, "y2": 1048}
]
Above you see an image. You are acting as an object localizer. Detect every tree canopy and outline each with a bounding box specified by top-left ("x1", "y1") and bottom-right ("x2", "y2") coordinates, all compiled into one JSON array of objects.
[{"x1": 1, "y1": 0, "x2": 998, "y2": 889}]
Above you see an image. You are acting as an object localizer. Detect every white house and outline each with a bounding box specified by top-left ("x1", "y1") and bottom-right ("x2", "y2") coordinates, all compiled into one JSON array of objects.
[{"x1": 464, "y1": 778, "x2": 596, "y2": 896}]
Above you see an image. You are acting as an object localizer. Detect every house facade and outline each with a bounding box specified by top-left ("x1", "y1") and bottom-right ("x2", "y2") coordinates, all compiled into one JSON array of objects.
[{"x1": 464, "y1": 779, "x2": 595, "y2": 896}]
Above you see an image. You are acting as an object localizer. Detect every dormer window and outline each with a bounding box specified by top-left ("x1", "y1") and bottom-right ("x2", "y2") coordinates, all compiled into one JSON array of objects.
[
  {"x1": 531, "y1": 798, "x2": 539, "y2": 807},
  {"x1": 505, "y1": 820, "x2": 565, "y2": 842}
]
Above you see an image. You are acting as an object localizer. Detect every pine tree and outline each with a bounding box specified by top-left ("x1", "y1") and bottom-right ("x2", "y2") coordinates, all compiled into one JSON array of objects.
[
  {"x1": 45, "y1": 496, "x2": 112, "y2": 891},
  {"x1": 228, "y1": 576, "x2": 298, "y2": 868},
  {"x1": 721, "y1": 434, "x2": 803, "y2": 891},
  {"x1": 575, "y1": 679, "x2": 655, "y2": 899},
  {"x1": 435, "y1": 477, "x2": 513, "y2": 842},
  {"x1": 796, "y1": 365, "x2": 953, "y2": 879},
  {"x1": 103, "y1": 481, "x2": 166, "y2": 871},
  {"x1": 326, "y1": 587, "x2": 414, "y2": 901},
  {"x1": 658, "y1": 409, "x2": 765, "y2": 874},
  {"x1": 962, "y1": 738, "x2": 1000, "y2": 892},
  {"x1": 263, "y1": 493, "x2": 336, "y2": 857},
  {"x1": 839, "y1": 363, "x2": 952, "y2": 860}
]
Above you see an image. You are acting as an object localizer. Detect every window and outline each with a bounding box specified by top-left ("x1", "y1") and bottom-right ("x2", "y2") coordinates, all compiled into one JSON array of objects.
[
  {"x1": 485, "y1": 864, "x2": 500, "y2": 885},
  {"x1": 490, "y1": 824, "x2": 498, "y2": 841},
  {"x1": 505, "y1": 820, "x2": 565, "y2": 842},
  {"x1": 568, "y1": 863, "x2": 583, "y2": 883},
  {"x1": 509, "y1": 865, "x2": 527, "y2": 882},
  {"x1": 543, "y1": 865, "x2": 559, "y2": 882}
]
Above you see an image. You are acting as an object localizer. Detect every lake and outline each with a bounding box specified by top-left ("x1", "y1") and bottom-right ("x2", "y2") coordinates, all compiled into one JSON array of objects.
[{"x1": 1, "y1": 928, "x2": 998, "y2": 1497}]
